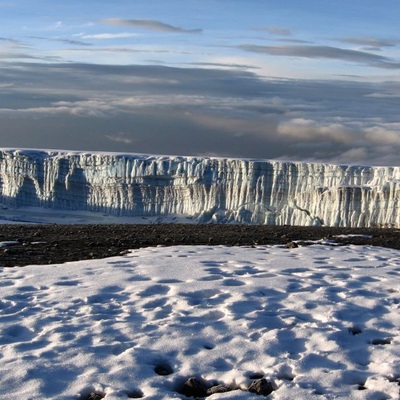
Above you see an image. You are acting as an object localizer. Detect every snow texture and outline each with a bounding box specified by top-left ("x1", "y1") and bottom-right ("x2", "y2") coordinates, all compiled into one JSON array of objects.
[
  {"x1": 0, "y1": 244, "x2": 399, "y2": 399},
  {"x1": 1, "y1": 148, "x2": 400, "y2": 227}
]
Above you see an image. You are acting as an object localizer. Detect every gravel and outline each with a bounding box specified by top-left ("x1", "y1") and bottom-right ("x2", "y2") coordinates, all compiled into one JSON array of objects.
[{"x1": 1, "y1": 224, "x2": 400, "y2": 267}]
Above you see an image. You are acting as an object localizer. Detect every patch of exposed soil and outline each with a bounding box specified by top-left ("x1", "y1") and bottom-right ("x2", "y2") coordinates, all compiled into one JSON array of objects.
[{"x1": 1, "y1": 224, "x2": 399, "y2": 267}]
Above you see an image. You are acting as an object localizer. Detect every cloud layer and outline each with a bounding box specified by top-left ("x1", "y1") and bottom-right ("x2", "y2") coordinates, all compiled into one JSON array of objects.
[{"x1": 0, "y1": 62, "x2": 399, "y2": 166}]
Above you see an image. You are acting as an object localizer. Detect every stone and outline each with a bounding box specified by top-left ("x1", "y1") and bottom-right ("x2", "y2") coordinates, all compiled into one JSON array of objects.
[
  {"x1": 248, "y1": 378, "x2": 275, "y2": 396},
  {"x1": 206, "y1": 383, "x2": 234, "y2": 395},
  {"x1": 179, "y1": 377, "x2": 208, "y2": 398},
  {"x1": 86, "y1": 392, "x2": 105, "y2": 400}
]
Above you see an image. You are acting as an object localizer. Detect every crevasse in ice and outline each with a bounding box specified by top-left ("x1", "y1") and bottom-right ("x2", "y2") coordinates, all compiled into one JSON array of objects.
[{"x1": 1, "y1": 149, "x2": 399, "y2": 227}]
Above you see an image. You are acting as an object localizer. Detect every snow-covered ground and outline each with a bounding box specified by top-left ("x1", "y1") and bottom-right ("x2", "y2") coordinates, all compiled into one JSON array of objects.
[
  {"x1": 0, "y1": 206, "x2": 194, "y2": 225},
  {"x1": 0, "y1": 243, "x2": 399, "y2": 399}
]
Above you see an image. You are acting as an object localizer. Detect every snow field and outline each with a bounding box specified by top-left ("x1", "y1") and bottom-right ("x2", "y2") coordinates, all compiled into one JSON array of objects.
[{"x1": 0, "y1": 244, "x2": 399, "y2": 399}]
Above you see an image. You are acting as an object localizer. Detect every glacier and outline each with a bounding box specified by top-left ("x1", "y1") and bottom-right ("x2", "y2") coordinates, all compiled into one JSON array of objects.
[{"x1": 0, "y1": 148, "x2": 400, "y2": 227}]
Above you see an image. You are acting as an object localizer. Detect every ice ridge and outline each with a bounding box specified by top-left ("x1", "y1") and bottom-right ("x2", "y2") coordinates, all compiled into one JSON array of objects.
[{"x1": 1, "y1": 148, "x2": 399, "y2": 227}]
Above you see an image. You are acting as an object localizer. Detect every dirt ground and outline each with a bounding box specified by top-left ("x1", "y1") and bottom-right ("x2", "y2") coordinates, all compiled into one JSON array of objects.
[{"x1": 1, "y1": 224, "x2": 400, "y2": 267}]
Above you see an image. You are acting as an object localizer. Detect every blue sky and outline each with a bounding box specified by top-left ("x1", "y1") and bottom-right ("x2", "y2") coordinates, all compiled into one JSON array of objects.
[{"x1": 1, "y1": 1, "x2": 400, "y2": 165}]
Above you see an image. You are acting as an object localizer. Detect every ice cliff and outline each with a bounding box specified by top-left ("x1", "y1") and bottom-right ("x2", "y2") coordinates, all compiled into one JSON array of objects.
[{"x1": 1, "y1": 148, "x2": 400, "y2": 227}]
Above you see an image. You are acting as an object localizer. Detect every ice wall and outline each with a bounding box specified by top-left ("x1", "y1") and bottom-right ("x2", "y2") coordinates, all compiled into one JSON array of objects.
[{"x1": 1, "y1": 148, "x2": 400, "y2": 227}]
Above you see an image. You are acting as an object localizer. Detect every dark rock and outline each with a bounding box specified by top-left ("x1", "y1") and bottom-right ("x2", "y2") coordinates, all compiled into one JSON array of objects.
[
  {"x1": 206, "y1": 383, "x2": 234, "y2": 395},
  {"x1": 3, "y1": 248, "x2": 16, "y2": 254},
  {"x1": 86, "y1": 392, "x2": 105, "y2": 400},
  {"x1": 179, "y1": 377, "x2": 208, "y2": 398},
  {"x1": 248, "y1": 378, "x2": 275, "y2": 396}
]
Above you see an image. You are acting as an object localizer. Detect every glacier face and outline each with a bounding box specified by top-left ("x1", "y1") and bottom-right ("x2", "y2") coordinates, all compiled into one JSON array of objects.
[{"x1": 1, "y1": 148, "x2": 400, "y2": 227}]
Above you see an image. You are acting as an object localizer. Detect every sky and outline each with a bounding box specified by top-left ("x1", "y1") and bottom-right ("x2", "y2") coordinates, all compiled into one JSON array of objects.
[{"x1": 1, "y1": 0, "x2": 400, "y2": 166}]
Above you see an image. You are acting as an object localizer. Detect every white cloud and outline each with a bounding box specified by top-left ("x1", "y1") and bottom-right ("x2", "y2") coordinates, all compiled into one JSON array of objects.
[
  {"x1": 332, "y1": 147, "x2": 369, "y2": 163},
  {"x1": 76, "y1": 33, "x2": 140, "y2": 40},
  {"x1": 365, "y1": 91, "x2": 400, "y2": 99},
  {"x1": 105, "y1": 132, "x2": 135, "y2": 144},
  {"x1": 277, "y1": 118, "x2": 354, "y2": 143},
  {"x1": 365, "y1": 124, "x2": 400, "y2": 145},
  {"x1": 0, "y1": 98, "x2": 115, "y2": 117}
]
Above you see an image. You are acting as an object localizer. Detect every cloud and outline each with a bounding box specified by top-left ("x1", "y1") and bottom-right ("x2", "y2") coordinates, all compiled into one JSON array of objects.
[
  {"x1": 277, "y1": 118, "x2": 356, "y2": 144},
  {"x1": 365, "y1": 124, "x2": 400, "y2": 145},
  {"x1": 0, "y1": 38, "x2": 29, "y2": 50},
  {"x1": 278, "y1": 38, "x2": 311, "y2": 44},
  {"x1": 58, "y1": 38, "x2": 92, "y2": 46},
  {"x1": 0, "y1": 100, "x2": 114, "y2": 118},
  {"x1": 253, "y1": 26, "x2": 292, "y2": 36},
  {"x1": 75, "y1": 33, "x2": 140, "y2": 40},
  {"x1": 101, "y1": 18, "x2": 202, "y2": 34},
  {"x1": 186, "y1": 61, "x2": 259, "y2": 70},
  {"x1": 334, "y1": 147, "x2": 370, "y2": 164},
  {"x1": 30, "y1": 36, "x2": 92, "y2": 46},
  {"x1": 239, "y1": 44, "x2": 400, "y2": 69},
  {"x1": 276, "y1": 117, "x2": 400, "y2": 165},
  {"x1": 186, "y1": 112, "x2": 278, "y2": 138},
  {"x1": 366, "y1": 91, "x2": 400, "y2": 98},
  {"x1": 0, "y1": 37, "x2": 20, "y2": 44},
  {"x1": 0, "y1": 51, "x2": 60, "y2": 62},
  {"x1": 338, "y1": 37, "x2": 400, "y2": 48},
  {"x1": 105, "y1": 132, "x2": 135, "y2": 144},
  {"x1": 1, "y1": 62, "x2": 400, "y2": 165}
]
